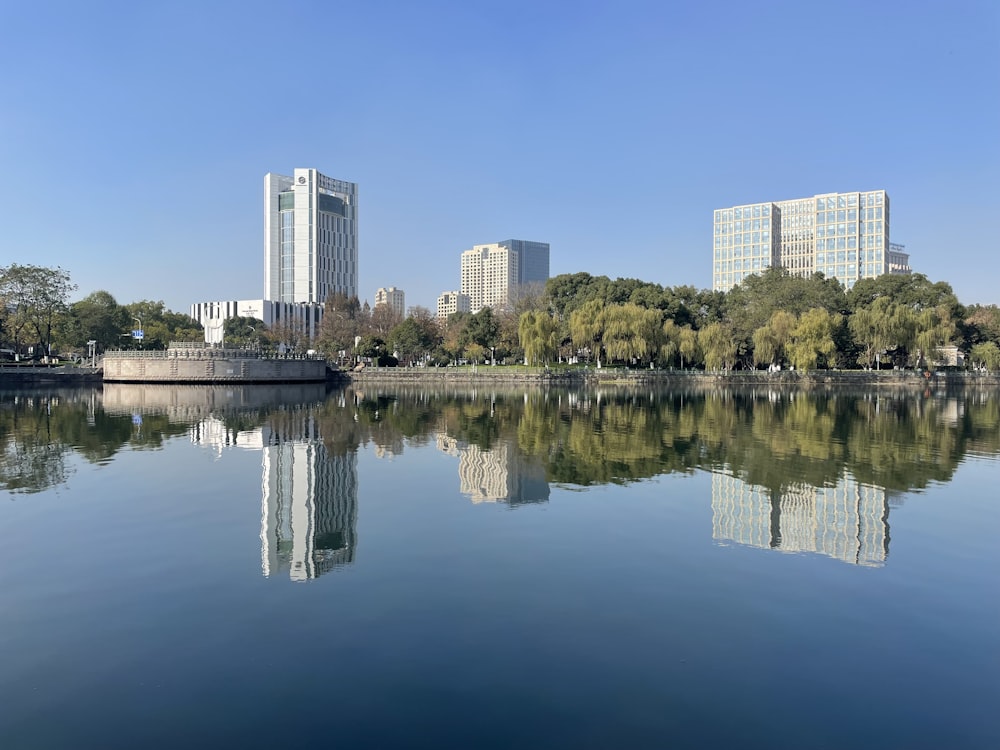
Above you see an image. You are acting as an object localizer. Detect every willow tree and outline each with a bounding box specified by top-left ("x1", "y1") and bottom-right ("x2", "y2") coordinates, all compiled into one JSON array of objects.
[
  {"x1": 661, "y1": 319, "x2": 680, "y2": 366},
  {"x1": 914, "y1": 305, "x2": 957, "y2": 368},
  {"x1": 698, "y1": 322, "x2": 737, "y2": 371},
  {"x1": 787, "y1": 308, "x2": 841, "y2": 371},
  {"x1": 569, "y1": 299, "x2": 605, "y2": 366},
  {"x1": 969, "y1": 342, "x2": 1000, "y2": 371},
  {"x1": 600, "y1": 303, "x2": 663, "y2": 366},
  {"x1": 677, "y1": 325, "x2": 699, "y2": 369},
  {"x1": 752, "y1": 310, "x2": 797, "y2": 368},
  {"x1": 518, "y1": 311, "x2": 558, "y2": 366}
]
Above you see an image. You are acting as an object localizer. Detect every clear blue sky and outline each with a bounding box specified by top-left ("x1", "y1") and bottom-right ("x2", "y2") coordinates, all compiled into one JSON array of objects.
[{"x1": 2, "y1": 0, "x2": 997, "y2": 313}]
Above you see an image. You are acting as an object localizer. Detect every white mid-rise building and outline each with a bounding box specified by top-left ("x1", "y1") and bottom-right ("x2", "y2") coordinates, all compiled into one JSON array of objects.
[
  {"x1": 459, "y1": 239, "x2": 549, "y2": 312},
  {"x1": 265, "y1": 168, "x2": 358, "y2": 304},
  {"x1": 189, "y1": 299, "x2": 323, "y2": 345},
  {"x1": 374, "y1": 286, "x2": 405, "y2": 317},
  {"x1": 190, "y1": 167, "x2": 356, "y2": 344},
  {"x1": 436, "y1": 291, "x2": 471, "y2": 319},
  {"x1": 713, "y1": 190, "x2": 910, "y2": 292}
]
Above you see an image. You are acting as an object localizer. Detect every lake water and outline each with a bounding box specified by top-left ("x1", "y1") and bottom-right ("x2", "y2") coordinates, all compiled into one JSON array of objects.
[{"x1": 1, "y1": 383, "x2": 998, "y2": 749}]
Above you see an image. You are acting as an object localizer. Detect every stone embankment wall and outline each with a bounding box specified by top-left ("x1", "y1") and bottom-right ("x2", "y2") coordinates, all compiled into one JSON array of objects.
[
  {"x1": 348, "y1": 367, "x2": 1000, "y2": 389},
  {"x1": 102, "y1": 353, "x2": 328, "y2": 383},
  {"x1": 0, "y1": 366, "x2": 102, "y2": 385}
]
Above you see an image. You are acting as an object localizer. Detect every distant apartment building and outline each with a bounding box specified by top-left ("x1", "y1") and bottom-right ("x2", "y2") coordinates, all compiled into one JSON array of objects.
[
  {"x1": 460, "y1": 239, "x2": 550, "y2": 312},
  {"x1": 712, "y1": 190, "x2": 910, "y2": 292},
  {"x1": 436, "y1": 291, "x2": 471, "y2": 320},
  {"x1": 374, "y1": 286, "x2": 405, "y2": 317},
  {"x1": 265, "y1": 168, "x2": 358, "y2": 304}
]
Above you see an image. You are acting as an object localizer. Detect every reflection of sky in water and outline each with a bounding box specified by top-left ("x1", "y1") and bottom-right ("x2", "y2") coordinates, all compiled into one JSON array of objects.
[{"x1": 1, "y1": 389, "x2": 999, "y2": 748}]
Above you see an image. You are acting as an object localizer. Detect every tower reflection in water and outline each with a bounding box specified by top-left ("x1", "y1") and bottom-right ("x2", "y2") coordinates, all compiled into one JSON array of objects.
[
  {"x1": 436, "y1": 434, "x2": 549, "y2": 507},
  {"x1": 191, "y1": 412, "x2": 358, "y2": 581},
  {"x1": 711, "y1": 471, "x2": 890, "y2": 567},
  {"x1": 260, "y1": 418, "x2": 358, "y2": 581}
]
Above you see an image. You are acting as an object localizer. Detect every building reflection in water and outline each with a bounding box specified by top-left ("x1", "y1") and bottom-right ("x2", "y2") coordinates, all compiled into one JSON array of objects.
[
  {"x1": 436, "y1": 434, "x2": 549, "y2": 506},
  {"x1": 711, "y1": 471, "x2": 889, "y2": 567},
  {"x1": 190, "y1": 413, "x2": 358, "y2": 582}
]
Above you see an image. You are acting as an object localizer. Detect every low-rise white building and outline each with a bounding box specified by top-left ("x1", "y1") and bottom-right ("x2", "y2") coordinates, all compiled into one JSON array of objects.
[{"x1": 190, "y1": 299, "x2": 324, "y2": 345}]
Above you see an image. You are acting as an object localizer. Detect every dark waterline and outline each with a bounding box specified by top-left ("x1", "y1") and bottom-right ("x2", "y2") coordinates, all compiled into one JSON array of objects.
[{"x1": 1, "y1": 384, "x2": 998, "y2": 749}]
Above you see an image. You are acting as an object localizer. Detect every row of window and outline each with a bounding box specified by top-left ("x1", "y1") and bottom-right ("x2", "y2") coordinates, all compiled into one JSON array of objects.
[
  {"x1": 817, "y1": 249, "x2": 884, "y2": 264},
  {"x1": 815, "y1": 192, "x2": 884, "y2": 210},
  {"x1": 715, "y1": 214, "x2": 882, "y2": 242},
  {"x1": 714, "y1": 217, "x2": 772, "y2": 233},
  {"x1": 816, "y1": 207, "x2": 884, "y2": 224},
  {"x1": 715, "y1": 204, "x2": 773, "y2": 222},
  {"x1": 715, "y1": 258, "x2": 775, "y2": 273},
  {"x1": 715, "y1": 245, "x2": 769, "y2": 259},
  {"x1": 715, "y1": 192, "x2": 886, "y2": 224},
  {"x1": 716, "y1": 239, "x2": 888, "y2": 263}
]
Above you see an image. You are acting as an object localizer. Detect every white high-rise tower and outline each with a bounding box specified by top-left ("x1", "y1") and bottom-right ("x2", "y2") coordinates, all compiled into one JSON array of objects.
[{"x1": 264, "y1": 168, "x2": 358, "y2": 304}]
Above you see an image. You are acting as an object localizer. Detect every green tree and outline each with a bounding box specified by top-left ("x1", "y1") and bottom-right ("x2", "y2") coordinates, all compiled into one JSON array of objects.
[
  {"x1": 60, "y1": 290, "x2": 129, "y2": 353},
  {"x1": 660, "y1": 319, "x2": 680, "y2": 366},
  {"x1": 963, "y1": 305, "x2": 1000, "y2": 348},
  {"x1": 462, "y1": 307, "x2": 500, "y2": 352},
  {"x1": 601, "y1": 304, "x2": 662, "y2": 365},
  {"x1": 913, "y1": 305, "x2": 957, "y2": 368},
  {"x1": 518, "y1": 311, "x2": 558, "y2": 365},
  {"x1": 224, "y1": 317, "x2": 267, "y2": 349},
  {"x1": 357, "y1": 334, "x2": 394, "y2": 365},
  {"x1": 847, "y1": 273, "x2": 961, "y2": 319},
  {"x1": 969, "y1": 342, "x2": 1000, "y2": 371},
  {"x1": 787, "y1": 308, "x2": 841, "y2": 371},
  {"x1": 121, "y1": 300, "x2": 200, "y2": 350},
  {"x1": 698, "y1": 322, "x2": 737, "y2": 371},
  {"x1": 438, "y1": 312, "x2": 469, "y2": 364},
  {"x1": 0, "y1": 264, "x2": 77, "y2": 357},
  {"x1": 569, "y1": 299, "x2": 605, "y2": 365},
  {"x1": 677, "y1": 325, "x2": 699, "y2": 369},
  {"x1": 752, "y1": 310, "x2": 797, "y2": 367},
  {"x1": 545, "y1": 272, "x2": 608, "y2": 318},
  {"x1": 389, "y1": 317, "x2": 436, "y2": 365}
]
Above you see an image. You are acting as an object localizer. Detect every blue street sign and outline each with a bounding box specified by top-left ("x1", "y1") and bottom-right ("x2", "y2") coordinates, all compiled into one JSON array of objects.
[{"x1": 132, "y1": 330, "x2": 144, "y2": 339}]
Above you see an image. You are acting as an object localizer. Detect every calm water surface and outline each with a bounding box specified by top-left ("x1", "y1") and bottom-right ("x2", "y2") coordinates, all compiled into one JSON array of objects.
[{"x1": 1, "y1": 383, "x2": 998, "y2": 749}]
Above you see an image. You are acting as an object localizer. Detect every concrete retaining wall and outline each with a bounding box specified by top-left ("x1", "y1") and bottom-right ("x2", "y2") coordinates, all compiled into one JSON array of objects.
[
  {"x1": 348, "y1": 367, "x2": 1000, "y2": 390},
  {"x1": 102, "y1": 355, "x2": 328, "y2": 383}
]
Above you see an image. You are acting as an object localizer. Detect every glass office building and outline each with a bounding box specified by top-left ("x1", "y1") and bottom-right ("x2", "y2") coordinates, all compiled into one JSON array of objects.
[
  {"x1": 265, "y1": 168, "x2": 358, "y2": 304},
  {"x1": 712, "y1": 190, "x2": 910, "y2": 291}
]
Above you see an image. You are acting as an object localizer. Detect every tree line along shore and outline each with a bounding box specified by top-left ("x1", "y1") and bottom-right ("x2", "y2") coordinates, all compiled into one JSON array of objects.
[{"x1": 2, "y1": 263, "x2": 999, "y2": 374}]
